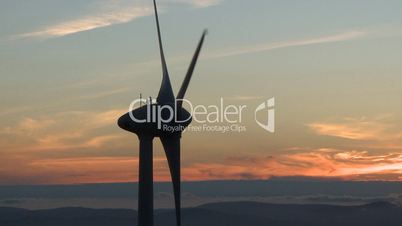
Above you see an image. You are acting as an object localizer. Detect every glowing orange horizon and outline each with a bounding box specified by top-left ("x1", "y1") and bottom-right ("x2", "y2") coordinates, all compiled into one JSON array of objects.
[{"x1": 1, "y1": 149, "x2": 401, "y2": 185}]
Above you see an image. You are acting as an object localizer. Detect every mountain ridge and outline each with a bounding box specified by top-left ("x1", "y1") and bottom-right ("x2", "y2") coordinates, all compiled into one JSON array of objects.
[{"x1": 1, "y1": 201, "x2": 401, "y2": 226}]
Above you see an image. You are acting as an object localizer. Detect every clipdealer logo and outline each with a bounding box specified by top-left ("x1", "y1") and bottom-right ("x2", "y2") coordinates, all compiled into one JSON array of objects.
[
  {"x1": 255, "y1": 97, "x2": 275, "y2": 133},
  {"x1": 128, "y1": 97, "x2": 275, "y2": 133}
]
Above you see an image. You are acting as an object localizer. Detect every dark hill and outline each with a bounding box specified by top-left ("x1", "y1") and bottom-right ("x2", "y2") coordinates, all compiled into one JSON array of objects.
[{"x1": 1, "y1": 201, "x2": 401, "y2": 226}]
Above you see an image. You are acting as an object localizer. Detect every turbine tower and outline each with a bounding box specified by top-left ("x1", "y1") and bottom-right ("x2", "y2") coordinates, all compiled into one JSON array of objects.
[{"x1": 117, "y1": 1, "x2": 207, "y2": 226}]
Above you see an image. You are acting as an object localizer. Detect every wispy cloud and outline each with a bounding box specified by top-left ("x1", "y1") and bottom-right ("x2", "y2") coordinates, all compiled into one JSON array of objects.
[
  {"x1": 208, "y1": 31, "x2": 367, "y2": 59},
  {"x1": 308, "y1": 116, "x2": 402, "y2": 141},
  {"x1": 171, "y1": 0, "x2": 223, "y2": 8},
  {"x1": 15, "y1": 0, "x2": 222, "y2": 39},
  {"x1": 18, "y1": 6, "x2": 153, "y2": 39}
]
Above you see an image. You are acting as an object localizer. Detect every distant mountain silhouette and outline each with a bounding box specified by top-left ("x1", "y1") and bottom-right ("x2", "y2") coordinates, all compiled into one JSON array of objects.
[
  {"x1": 0, "y1": 207, "x2": 136, "y2": 226},
  {"x1": 2, "y1": 180, "x2": 402, "y2": 200},
  {"x1": 1, "y1": 201, "x2": 402, "y2": 226}
]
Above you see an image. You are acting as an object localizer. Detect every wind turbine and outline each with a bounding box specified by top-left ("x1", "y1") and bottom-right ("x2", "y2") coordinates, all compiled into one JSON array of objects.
[{"x1": 117, "y1": 0, "x2": 207, "y2": 226}]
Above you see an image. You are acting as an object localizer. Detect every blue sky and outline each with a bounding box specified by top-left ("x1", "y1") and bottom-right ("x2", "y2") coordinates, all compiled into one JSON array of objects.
[{"x1": 1, "y1": 0, "x2": 402, "y2": 184}]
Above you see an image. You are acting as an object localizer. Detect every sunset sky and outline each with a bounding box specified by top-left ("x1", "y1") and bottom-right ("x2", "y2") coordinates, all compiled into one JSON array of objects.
[{"x1": 1, "y1": 0, "x2": 402, "y2": 185}]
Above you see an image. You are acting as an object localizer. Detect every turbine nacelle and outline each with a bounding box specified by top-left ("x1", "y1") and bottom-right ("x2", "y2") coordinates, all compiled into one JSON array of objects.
[{"x1": 118, "y1": 104, "x2": 192, "y2": 137}]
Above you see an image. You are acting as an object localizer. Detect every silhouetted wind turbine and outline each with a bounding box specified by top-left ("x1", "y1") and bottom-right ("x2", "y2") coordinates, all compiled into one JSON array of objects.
[{"x1": 117, "y1": 0, "x2": 207, "y2": 226}]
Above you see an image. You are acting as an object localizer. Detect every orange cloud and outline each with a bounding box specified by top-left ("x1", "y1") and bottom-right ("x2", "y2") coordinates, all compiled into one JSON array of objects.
[
  {"x1": 0, "y1": 156, "x2": 172, "y2": 185},
  {"x1": 1, "y1": 149, "x2": 401, "y2": 185},
  {"x1": 1, "y1": 114, "x2": 402, "y2": 185},
  {"x1": 182, "y1": 149, "x2": 402, "y2": 181},
  {"x1": 307, "y1": 117, "x2": 391, "y2": 140},
  {"x1": 0, "y1": 109, "x2": 126, "y2": 152}
]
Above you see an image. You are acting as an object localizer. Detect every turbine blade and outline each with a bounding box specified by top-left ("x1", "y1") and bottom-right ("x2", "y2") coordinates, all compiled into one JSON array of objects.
[
  {"x1": 176, "y1": 30, "x2": 207, "y2": 108},
  {"x1": 160, "y1": 136, "x2": 181, "y2": 226},
  {"x1": 153, "y1": 0, "x2": 175, "y2": 104}
]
